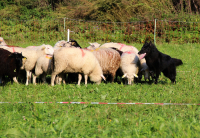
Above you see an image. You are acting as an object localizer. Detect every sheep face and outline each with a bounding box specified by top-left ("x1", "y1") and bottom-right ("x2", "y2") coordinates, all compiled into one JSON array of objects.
[
  {"x1": 89, "y1": 74, "x2": 102, "y2": 84},
  {"x1": 87, "y1": 42, "x2": 101, "y2": 50},
  {"x1": 122, "y1": 73, "x2": 138, "y2": 85},
  {"x1": 10, "y1": 52, "x2": 26, "y2": 69},
  {"x1": 87, "y1": 45, "x2": 96, "y2": 50},
  {"x1": 42, "y1": 45, "x2": 54, "y2": 56},
  {"x1": 88, "y1": 42, "x2": 101, "y2": 49},
  {"x1": 54, "y1": 40, "x2": 67, "y2": 48}
]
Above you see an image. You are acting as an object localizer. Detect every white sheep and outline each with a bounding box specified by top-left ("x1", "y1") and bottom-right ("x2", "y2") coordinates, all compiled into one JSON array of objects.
[
  {"x1": 2, "y1": 45, "x2": 54, "y2": 85},
  {"x1": 51, "y1": 47, "x2": 105, "y2": 86},
  {"x1": 34, "y1": 41, "x2": 82, "y2": 85},
  {"x1": 0, "y1": 37, "x2": 7, "y2": 46},
  {"x1": 33, "y1": 55, "x2": 53, "y2": 84},
  {"x1": 120, "y1": 51, "x2": 140, "y2": 85},
  {"x1": 100, "y1": 42, "x2": 150, "y2": 81}
]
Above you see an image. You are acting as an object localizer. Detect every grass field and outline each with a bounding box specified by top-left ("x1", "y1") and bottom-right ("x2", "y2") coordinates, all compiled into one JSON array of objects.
[{"x1": 0, "y1": 42, "x2": 200, "y2": 137}]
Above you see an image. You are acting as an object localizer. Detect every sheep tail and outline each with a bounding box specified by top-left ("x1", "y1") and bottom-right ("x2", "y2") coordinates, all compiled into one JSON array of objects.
[
  {"x1": 110, "y1": 47, "x2": 123, "y2": 56},
  {"x1": 172, "y1": 58, "x2": 183, "y2": 66}
]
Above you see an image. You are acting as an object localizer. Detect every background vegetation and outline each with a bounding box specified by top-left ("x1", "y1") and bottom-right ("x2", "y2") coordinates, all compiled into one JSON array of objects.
[
  {"x1": 1, "y1": 0, "x2": 200, "y2": 22},
  {"x1": 1, "y1": 0, "x2": 200, "y2": 45}
]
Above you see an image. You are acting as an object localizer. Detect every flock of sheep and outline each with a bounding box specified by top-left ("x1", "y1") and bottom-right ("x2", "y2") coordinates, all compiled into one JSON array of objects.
[{"x1": 0, "y1": 37, "x2": 150, "y2": 86}]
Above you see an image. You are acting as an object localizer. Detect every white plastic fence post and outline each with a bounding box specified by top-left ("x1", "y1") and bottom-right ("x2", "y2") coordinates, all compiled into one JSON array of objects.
[
  {"x1": 154, "y1": 19, "x2": 157, "y2": 44},
  {"x1": 64, "y1": 17, "x2": 66, "y2": 32},
  {"x1": 67, "y1": 29, "x2": 70, "y2": 42}
]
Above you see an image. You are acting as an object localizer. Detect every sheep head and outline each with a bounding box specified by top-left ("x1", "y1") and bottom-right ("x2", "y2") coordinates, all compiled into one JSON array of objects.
[
  {"x1": 122, "y1": 73, "x2": 138, "y2": 85},
  {"x1": 54, "y1": 40, "x2": 67, "y2": 48},
  {"x1": 9, "y1": 52, "x2": 26, "y2": 70},
  {"x1": 87, "y1": 42, "x2": 101, "y2": 50},
  {"x1": 41, "y1": 45, "x2": 54, "y2": 56}
]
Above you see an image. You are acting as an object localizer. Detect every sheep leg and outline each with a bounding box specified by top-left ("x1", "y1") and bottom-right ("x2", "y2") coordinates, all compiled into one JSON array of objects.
[
  {"x1": 32, "y1": 74, "x2": 37, "y2": 85},
  {"x1": 78, "y1": 74, "x2": 82, "y2": 85},
  {"x1": 51, "y1": 72, "x2": 57, "y2": 86},
  {"x1": 28, "y1": 72, "x2": 32, "y2": 83},
  {"x1": 110, "y1": 73, "x2": 115, "y2": 83},
  {"x1": 84, "y1": 74, "x2": 88, "y2": 86},
  {"x1": 60, "y1": 73, "x2": 66, "y2": 84},
  {"x1": 55, "y1": 75, "x2": 59, "y2": 84},
  {"x1": 13, "y1": 77, "x2": 19, "y2": 84},
  {"x1": 41, "y1": 73, "x2": 47, "y2": 83},
  {"x1": 62, "y1": 75, "x2": 66, "y2": 84},
  {"x1": 26, "y1": 71, "x2": 31, "y2": 85},
  {"x1": 58, "y1": 76, "x2": 62, "y2": 84}
]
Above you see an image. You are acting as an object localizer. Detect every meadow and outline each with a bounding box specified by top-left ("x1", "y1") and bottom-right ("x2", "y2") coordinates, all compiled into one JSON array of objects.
[{"x1": 0, "y1": 42, "x2": 200, "y2": 137}]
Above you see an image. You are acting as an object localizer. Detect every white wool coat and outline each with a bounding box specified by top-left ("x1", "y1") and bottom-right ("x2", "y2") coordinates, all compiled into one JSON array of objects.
[
  {"x1": 86, "y1": 47, "x2": 121, "y2": 82},
  {"x1": 33, "y1": 55, "x2": 53, "y2": 84},
  {"x1": 120, "y1": 51, "x2": 140, "y2": 85},
  {"x1": 51, "y1": 47, "x2": 103, "y2": 86}
]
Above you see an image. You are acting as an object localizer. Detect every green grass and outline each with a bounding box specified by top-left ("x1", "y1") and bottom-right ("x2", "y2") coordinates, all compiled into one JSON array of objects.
[{"x1": 0, "y1": 42, "x2": 200, "y2": 137}]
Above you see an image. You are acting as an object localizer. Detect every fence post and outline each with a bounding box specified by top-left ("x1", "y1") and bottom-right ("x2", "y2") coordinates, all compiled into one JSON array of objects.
[
  {"x1": 67, "y1": 29, "x2": 70, "y2": 42},
  {"x1": 154, "y1": 19, "x2": 157, "y2": 44},
  {"x1": 64, "y1": 17, "x2": 66, "y2": 32}
]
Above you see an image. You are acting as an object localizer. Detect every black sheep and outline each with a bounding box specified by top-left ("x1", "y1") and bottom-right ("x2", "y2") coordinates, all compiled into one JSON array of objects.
[{"x1": 0, "y1": 48, "x2": 25, "y2": 84}]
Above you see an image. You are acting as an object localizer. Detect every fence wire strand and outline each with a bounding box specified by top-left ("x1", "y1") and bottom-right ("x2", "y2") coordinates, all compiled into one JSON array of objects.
[{"x1": 0, "y1": 18, "x2": 199, "y2": 44}]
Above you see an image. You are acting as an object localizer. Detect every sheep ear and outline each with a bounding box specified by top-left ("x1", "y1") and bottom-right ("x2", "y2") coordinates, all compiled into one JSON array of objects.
[
  {"x1": 71, "y1": 42, "x2": 75, "y2": 45},
  {"x1": 9, "y1": 53, "x2": 14, "y2": 57},
  {"x1": 133, "y1": 73, "x2": 138, "y2": 78},
  {"x1": 101, "y1": 74, "x2": 106, "y2": 81},
  {"x1": 122, "y1": 73, "x2": 127, "y2": 78},
  {"x1": 131, "y1": 60, "x2": 136, "y2": 64},
  {"x1": 131, "y1": 57, "x2": 139, "y2": 64},
  {"x1": 41, "y1": 46, "x2": 46, "y2": 50}
]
